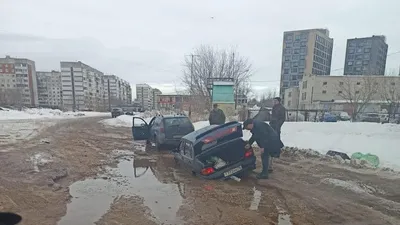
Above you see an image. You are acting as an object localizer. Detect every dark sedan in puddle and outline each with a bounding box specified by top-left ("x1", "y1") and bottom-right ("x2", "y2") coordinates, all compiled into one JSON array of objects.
[{"x1": 173, "y1": 121, "x2": 256, "y2": 180}]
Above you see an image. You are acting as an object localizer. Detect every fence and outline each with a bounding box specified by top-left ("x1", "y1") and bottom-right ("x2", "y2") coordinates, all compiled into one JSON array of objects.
[{"x1": 246, "y1": 108, "x2": 327, "y2": 122}]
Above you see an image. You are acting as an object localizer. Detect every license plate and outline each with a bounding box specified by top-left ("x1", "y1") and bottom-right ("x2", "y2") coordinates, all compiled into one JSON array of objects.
[{"x1": 224, "y1": 166, "x2": 242, "y2": 177}]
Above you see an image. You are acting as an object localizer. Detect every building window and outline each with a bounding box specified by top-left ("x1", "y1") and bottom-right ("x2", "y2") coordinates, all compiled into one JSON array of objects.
[
  {"x1": 322, "y1": 81, "x2": 327, "y2": 85},
  {"x1": 355, "y1": 91, "x2": 360, "y2": 94},
  {"x1": 301, "y1": 92, "x2": 307, "y2": 100},
  {"x1": 356, "y1": 61, "x2": 362, "y2": 65},
  {"x1": 347, "y1": 61, "x2": 353, "y2": 66},
  {"x1": 292, "y1": 55, "x2": 299, "y2": 60},
  {"x1": 302, "y1": 81, "x2": 307, "y2": 89},
  {"x1": 356, "y1": 82, "x2": 361, "y2": 85},
  {"x1": 349, "y1": 49, "x2": 355, "y2": 54},
  {"x1": 284, "y1": 62, "x2": 290, "y2": 67},
  {"x1": 391, "y1": 82, "x2": 395, "y2": 85},
  {"x1": 364, "y1": 48, "x2": 371, "y2": 53},
  {"x1": 322, "y1": 90, "x2": 327, "y2": 94},
  {"x1": 363, "y1": 60, "x2": 369, "y2": 65},
  {"x1": 291, "y1": 68, "x2": 298, "y2": 73},
  {"x1": 285, "y1": 56, "x2": 290, "y2": 61},
  {"x1": 356, "y1": 48, "x2": 362, "y2": 53},
  {"x1": 338, "y1": 91, "x2": 342, "y2": 94},
  {"x1": 288, "y1": 100, "x2": 291, "y2": 107},
  {"x1": 288, "y1": 92, "x2": 292, "y2": 97},
  {"x1": 283, "y1": 69, "x2": 289, "y2": 74},
  {"x1": 294, "y1": 49, "x2": 300, "y2": 54}
]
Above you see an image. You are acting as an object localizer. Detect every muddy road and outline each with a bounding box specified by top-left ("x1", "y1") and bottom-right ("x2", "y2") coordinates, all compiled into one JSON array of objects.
[{"x1": 0, "y1": 117, "x2": 399, "y2": 225}]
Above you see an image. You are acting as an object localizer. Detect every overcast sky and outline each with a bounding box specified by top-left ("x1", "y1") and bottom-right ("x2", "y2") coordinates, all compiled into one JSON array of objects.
[{"x1": 1, "y1": 0, "x2": 400, "y2": 98}]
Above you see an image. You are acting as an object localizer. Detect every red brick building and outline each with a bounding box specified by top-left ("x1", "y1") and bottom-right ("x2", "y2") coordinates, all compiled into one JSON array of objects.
[{"x1": 157, "y1": 94, "x2": 190, "y2": 111}]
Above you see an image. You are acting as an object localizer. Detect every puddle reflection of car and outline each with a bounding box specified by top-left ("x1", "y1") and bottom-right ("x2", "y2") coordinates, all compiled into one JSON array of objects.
[
  {"x1": 173, "y1": 121, "x2": 256, "y2": 180},
  {"x1": 132, "y1": 114, "x2": 195, "y2": 150}
]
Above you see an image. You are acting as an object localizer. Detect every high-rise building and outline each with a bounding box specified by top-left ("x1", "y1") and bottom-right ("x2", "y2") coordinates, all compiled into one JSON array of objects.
[
  {"x1": 60, "y1": 61, "x2": 106, "y2": 111},
  {"x1": 280, "y1": 29, "x2": 334, "y2": 97},
  {"x1": 0, "y1": 56, "x2": 38, "y2": 106},
  {"x1": 104, "y1": 74, "x2": 132, "y2": 108},
  {"x1": 136, "y1": 83, "x2": 153, "y2": 110},
  {"x1": 36, "y1": 71, "x2": 62, "y2": 108},
  {"x1": 152, "y1": 88, "x2": 162, "y2": 110},
  {"x1": 343, "y1": 35, "x2": 388, "y2": 75}
]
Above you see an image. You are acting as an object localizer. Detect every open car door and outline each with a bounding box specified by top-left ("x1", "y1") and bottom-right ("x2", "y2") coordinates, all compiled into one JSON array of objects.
[{"x1": 132, "y1": 117, "x2": 150, "y2": 140}]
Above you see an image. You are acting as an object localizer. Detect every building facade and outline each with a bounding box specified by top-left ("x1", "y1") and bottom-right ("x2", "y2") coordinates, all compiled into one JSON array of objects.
[
  {"x1": 36, "y1": 71, "x2": 62, "y2": 108},
  {"x1": 285, "y1": 74, "x2": 400, "y2": 113},
  {"x1": 283, "y1": 87, "x2": 300, "y2": 109},
  {"x1": 136, "y1": 83, "x2": 153, "y2": 110},
  {"x1": 60, "y1": 61, "x2": 106, "y2": 111},
  {"x1": 157, "y1": 94, "x2": 190, "y2": 111},
  {"x1": 152, "y1": 88, "x2": 162, "y2": 110},
  {"x1": 104, "y1": 74, "x2": 132, "y2": 108},
  {"x1": 280, "y1": 29, "x2": 334, "y2": 97},
  {"x1": 0, "y1": 56, "x2": 38, "y2": 106},
  {"x1": 344, "y1": 35, "x2": 388, "y2": 75}
]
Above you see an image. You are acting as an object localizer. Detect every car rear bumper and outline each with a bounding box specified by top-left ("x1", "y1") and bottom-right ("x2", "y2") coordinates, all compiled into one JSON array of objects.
[{"x1": 199, "y1": 156, "x2": 256, "y2": 180}]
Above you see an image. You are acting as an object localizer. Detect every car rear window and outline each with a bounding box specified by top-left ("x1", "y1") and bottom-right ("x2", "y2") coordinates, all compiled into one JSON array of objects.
[{"x1": 164, "y1": 117, "x2": 191, "y2": 127}]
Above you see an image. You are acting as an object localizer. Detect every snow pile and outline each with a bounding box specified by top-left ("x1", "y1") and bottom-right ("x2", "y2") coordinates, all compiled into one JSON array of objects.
[
  {"x1": 100, "y1": 115, "x2": 153, "y2": 127},
  {"x1": 29, "y1": 152, "x2": 53, "y2": 172},
  {"x1": 0, "y1": 107, "x2": 108, "y2": 120},
  {"x1": 321, "y1": 178, "x2": 369, "y2": 194},
  {"x1": 193, "y1": 121, "x2": 400, "y2": 170}
]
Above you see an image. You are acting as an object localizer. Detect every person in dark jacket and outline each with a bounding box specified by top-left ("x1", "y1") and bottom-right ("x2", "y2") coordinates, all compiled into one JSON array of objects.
[
  {"x1": 243, "y1": 119, "x2": 284, "y2": 179},
  {"x1": 209, "y1": 103, "x2": 226, "y2": 125},
  {"x1": 270, "y1": 97, "x2": 286, "y2": 140}
]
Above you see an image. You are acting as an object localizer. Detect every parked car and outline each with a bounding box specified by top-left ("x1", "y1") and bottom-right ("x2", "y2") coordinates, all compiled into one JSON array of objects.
[
  {"x1": 173, "y1": 121, "x2": 256, "y2": 180},
  {"x1": 323, "y1": 113, "x2": 337, "y2": 122},
  {"x1": 360, "y1": 113, "x2": 380, "y2": 123},
  {"x1": 132, "y1": 114, "x2": 195, "y2": 150},
  {"x1": 111, "y1": 108, "x2": 124, "y2": 118},
  {"x1": 339, "y1": 112, "x2": 351, "y2": 121}
]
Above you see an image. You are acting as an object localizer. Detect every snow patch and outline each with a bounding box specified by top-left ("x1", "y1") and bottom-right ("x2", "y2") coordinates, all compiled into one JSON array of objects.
[
  {"x1": 0, "y1": 107, "x2": 108, "y2": 120},
  {"x1": 30, "y1": 152, "x2": 53, "y2": 172},
  {"x1": 100, "y1": 115, "x2": 153, "y2": 128}
]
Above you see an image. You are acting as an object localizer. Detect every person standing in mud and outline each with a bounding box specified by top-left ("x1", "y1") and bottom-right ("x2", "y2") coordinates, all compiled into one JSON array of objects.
[
  {"x1": 270, "y1": 97, "x2": 286, "y2": 140},
  {"x1": 243, "y1": 119, "x2": 284, "y2": 179},
  {"x1": 208, "y1": 103, "x2": 226, "y2": 125}
]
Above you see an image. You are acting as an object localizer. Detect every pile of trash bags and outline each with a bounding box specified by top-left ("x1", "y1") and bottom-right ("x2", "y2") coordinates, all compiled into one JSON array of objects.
[
  {"x1": 351, "y1": 152, "x2": 380, "y2": 168},
  {"x1": 206, "y1": 156, "x2": 227, "y2": 169}
]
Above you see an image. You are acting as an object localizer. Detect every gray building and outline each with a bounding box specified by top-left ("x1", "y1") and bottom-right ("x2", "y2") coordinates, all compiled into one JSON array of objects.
[
  {"x1": 60, "y1": 61, "x2": 106, "y2": 111},
  {"x1": 104, "y1": 74, "x2": 132, "y2": 109},
  {"x1": 280, "y1": 29, "x2": 334, "y2": 97},
  {"x1": 343, "y1": 35, "x2": 388, "y2": 75},
  {"x1": 0, "y1": 56, "x2": 39, "y2": 107},
  {"x1": 36, "y1": 71, "x2": 62, "y2": 108},
  {"x1": 136, "y1": 83, "x2": 153, "y2": 111}
]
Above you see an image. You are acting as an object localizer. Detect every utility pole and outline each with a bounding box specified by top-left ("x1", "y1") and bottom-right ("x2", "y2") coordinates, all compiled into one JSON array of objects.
[
  {"x1": 187, "y1": 54, "x2": 199, "y2": 118},
  {"x1": 107, "y1": 79, "x2": 111, "y2": 111},
  {"x1": 232, "y1": 53, "x2": 238, "y2": 109}
]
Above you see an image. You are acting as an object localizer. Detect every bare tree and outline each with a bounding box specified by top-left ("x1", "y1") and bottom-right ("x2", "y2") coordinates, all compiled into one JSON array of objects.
[
  {"x1": 379, "y1": 77, "x2": 400, "y2": 119},
  {"x1": 335, "y1": 76, "x2": 379, "y2": 120},
  {"x1": 182, "y1": 45, "x2": 252, "y2": 111}
]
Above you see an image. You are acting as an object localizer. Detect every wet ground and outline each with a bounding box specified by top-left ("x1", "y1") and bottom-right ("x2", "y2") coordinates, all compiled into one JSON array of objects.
[{"x1": 1, "y1": 117, "x2": 400, "y2": 225}]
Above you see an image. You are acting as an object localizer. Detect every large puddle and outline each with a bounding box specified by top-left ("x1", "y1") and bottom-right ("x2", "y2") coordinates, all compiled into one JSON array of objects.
[{"x1": 58, "y1": 153, "x2": 183, "y2": 225}]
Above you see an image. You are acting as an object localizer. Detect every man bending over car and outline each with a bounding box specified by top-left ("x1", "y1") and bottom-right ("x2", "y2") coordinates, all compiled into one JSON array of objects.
[{"x1": 243, "y1": 119, "x2": 284, "y2": 179}]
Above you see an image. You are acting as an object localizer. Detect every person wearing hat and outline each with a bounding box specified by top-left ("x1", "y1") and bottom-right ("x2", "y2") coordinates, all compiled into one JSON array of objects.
[
  {"x1": 243, "y1": 118, "x2": 284, "y2": 179},
  {"x1": 208, "y1": 103, "x2": 226, "y2": 125},
  {"x1": 270, "y1": 97, "x2": 286, "y2": 140}
]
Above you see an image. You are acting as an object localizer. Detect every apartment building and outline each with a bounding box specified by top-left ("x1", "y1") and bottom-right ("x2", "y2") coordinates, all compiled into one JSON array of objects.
[
  {"x1": 136, "y1": 83, "x2": 153, "y2": 110},
  {"x1": 36, "y1": 71, "x2": 62, "y2": 108},
  {"x1": 0, "y1": 56, "x2": 38, "y2": 106},
  {"x1": 285, "y1": 74, "x2": 400, "y2": 112},
  {"x1": 344, "y1": 35, "x2": 388, "y2": 75},
  {"x1": 152, "y1": 88, "x2": 162, "y2": 110},
  {"x1": 280, "y1": 29, "x2": 334, "y2": 97},
  {"x1": 60, "y1": 61, "x2": 106, "y2": 111},
  {"x1": 104, "y1": 74, "x2": 132, "y2": 107}
]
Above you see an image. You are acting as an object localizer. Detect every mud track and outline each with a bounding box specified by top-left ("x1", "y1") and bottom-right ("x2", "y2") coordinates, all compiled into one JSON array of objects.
[{"x1": 0, "y1": 117, "x2": 399, "y2": 225}]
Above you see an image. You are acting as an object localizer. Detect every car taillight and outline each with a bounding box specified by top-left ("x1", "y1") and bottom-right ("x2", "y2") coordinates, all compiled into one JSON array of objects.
[
  {"x1": 244, "y1": 149, "x2": 253, "y2": 158},
  {"x1": 160, "y1": 127, "x2": 164, "y2": 133},
  {"x1": 201, "y1": 167, "x2": 215, "y2": 176}
]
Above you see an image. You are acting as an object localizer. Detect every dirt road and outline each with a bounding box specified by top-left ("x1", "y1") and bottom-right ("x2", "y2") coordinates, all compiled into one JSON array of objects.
[{"x1": 0, "y1": 117, "x2": 399, "y2": 225}]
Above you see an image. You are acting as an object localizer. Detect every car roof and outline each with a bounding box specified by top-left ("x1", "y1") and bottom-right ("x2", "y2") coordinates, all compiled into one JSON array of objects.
[{"x1": 157, "y1": 114, "x2": 188, "y2": 119}]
